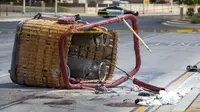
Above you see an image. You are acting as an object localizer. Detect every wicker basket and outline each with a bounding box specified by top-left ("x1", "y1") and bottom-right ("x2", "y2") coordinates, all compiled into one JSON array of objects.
[{"x1": 10, "y1": 18, "x2": 118, "y2": 88}]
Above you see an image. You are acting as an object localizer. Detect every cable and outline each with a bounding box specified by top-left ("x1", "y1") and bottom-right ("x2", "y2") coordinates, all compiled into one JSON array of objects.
[{"x1": 104, "y1": 60, "x2": 131, "y2": 78}]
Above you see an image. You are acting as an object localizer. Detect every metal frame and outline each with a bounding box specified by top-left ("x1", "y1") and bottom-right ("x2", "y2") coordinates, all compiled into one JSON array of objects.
[{"x1": 58, "y1": 14, "x2": 165, "y2": 91}]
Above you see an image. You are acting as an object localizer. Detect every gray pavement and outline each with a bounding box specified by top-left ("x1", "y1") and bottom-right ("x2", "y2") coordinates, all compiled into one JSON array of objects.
[
  {"x1": 0, "y1": 16, "x2": 200, "y2": 112},
  {"x1": 0, "y1": 34, "x2": 14, "y2": 78},
  {"x1": 0, "y1": 32, "x2": 200, "y2": 112}
]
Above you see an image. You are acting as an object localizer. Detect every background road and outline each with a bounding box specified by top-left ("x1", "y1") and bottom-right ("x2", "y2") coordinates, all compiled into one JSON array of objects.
[
  {"x1": 0, "y1": 16, "x2": 180, "y2": 32},
  {"x1": 0, "y1": 16, "x2": 200, "y2": 111}
]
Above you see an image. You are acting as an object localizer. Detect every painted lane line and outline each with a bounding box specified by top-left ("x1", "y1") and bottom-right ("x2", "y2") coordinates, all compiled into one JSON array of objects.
[{"x1": 134, "y1": 106, "x2": 148, "y2": 112}]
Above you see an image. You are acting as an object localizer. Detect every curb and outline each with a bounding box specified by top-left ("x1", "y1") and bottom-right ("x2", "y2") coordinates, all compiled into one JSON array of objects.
[
  {"x1": 0, "y1": 18, "x2": 30, "y2": 22},
  {"x1": 166, "y1": 20, "x2": 186, "y2": 24},
  {"x1": 167, "y1": 20, "x2": 200, "y2": 26},
  {"x1": 41, "y1": 12, "x2": 98, "y2": 17},
  {"x1": 139, "y1": 14, "x2": 178, "y2": 17},
  {"x1": 162, "y1": 21, "x2": 200, "y2": 29},
  {"x1": 163, "y1": 20, "x2": 200, "y2": 28}
]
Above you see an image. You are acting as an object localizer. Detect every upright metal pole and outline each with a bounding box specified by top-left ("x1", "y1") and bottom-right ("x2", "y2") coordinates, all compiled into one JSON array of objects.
[
  {"x1": 143, "y1": 0, "x2": 145, "y2": 14},
  {"x1": 170, "y1": 0, "x2": 173, "y2": 12},
  {"x1": 0, "y1": 4, "x2": 1, "y2": 16},
  {"x1": 6, "y1": 4, "x2": 8, "y2": 16},
  {"x1": 55, "y1": 0, "x2": 57, "y2": 16},
  {"x1": 23, "y1": 0, "x2": 26, "y2": 14},
  {"x1": 84, "y1": 3, "x2": 88, "y2": 13},
  {"x1": 10, "y1": 2, "x2": 14, "y2": 13},
  {"x1": 29, "y1": 0, "x2": 32, "y2": 17},
  {"x1": 180, "y1": 6, "x2": 183, "y2": 20}
]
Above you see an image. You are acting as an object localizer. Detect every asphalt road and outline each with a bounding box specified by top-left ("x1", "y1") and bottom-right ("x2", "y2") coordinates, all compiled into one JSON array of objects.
[
  {"x1": 0, "y1": 16, "x2": 173, "y2": 77},
  {"x1": 81, "y1": 16, "x2": 177, "y2": 31},
  {"x1": 0, "y1": 16, "x2": 200, "y2": 112},
  {"x1": 0, "y1": 16, "x2": 178, "y2": 32}
]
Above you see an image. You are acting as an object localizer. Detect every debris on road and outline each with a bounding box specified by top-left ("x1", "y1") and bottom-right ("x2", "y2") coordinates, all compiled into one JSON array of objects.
[
  {"x1": 87, "y1": 96, "x2": 105, "y2": 101},
  {"x1": 95, "y1": 85, "x2": 117, "y2": 94},
  {"x1": 123, "y1": 99, "x2": 135, "y2": 104},
  {"x1": 186, "y1": 65, "x2": 200, "y2": 72},
  {"x1": 135, "y1": 88, "x2": 192, "y2": 106},
  {"x1": 138, "y1": 91, "x2": 152, "y2": 96}
]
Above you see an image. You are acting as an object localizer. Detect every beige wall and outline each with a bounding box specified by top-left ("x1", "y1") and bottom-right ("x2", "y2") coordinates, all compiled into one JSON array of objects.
[
  {"x1": 85, "y1": 4, "x2": 200, "y2": 15},
  {"x1": 119, "y1": 4, "x2": 200, "y2": 14}
]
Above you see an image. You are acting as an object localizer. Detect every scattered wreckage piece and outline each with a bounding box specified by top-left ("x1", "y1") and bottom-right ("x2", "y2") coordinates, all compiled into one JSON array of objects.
[
  {"x1": 10, "y1": 13, "x2": 164, "y2": 92},
  {"x1": 135, "y1": 89, "x2": 191, "y2": 106},
  {"x1": 186, "y1": 65, "x2": 200, "y2": 72}
]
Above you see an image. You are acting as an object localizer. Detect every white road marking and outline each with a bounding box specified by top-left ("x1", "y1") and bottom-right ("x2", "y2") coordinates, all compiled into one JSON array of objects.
[
  {"x1": 119, "y1": 33, "x2": 171, "y2": 47},
  {"x1": 0, "y1": 43, "x2": 13, "y2": 47},
  {"x1": 0, "y1": 73, "x2": 9, "y2": 78}
]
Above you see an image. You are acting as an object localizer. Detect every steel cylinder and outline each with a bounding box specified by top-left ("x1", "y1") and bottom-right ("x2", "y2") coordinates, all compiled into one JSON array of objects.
[{"x1": 67, "y1": 57, "x2": 107, "y2": 81}]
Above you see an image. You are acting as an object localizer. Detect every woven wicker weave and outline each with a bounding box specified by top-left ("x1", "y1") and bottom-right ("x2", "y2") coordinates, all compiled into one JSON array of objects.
[{"x1": 13, "y1": 19, "x2": 118, "y2": 88}]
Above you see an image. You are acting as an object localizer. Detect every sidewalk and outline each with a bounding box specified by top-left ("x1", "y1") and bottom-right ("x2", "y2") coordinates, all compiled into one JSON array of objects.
[
  {"x1": 0, "y1": 31, "x2": 200, "y2": 112},
  {"x1": 0, "y1": 13, "x2": 97, "y2": 22},
  {"x1": 0, "y1": 12, "x2": 31, "y2": 22}
]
